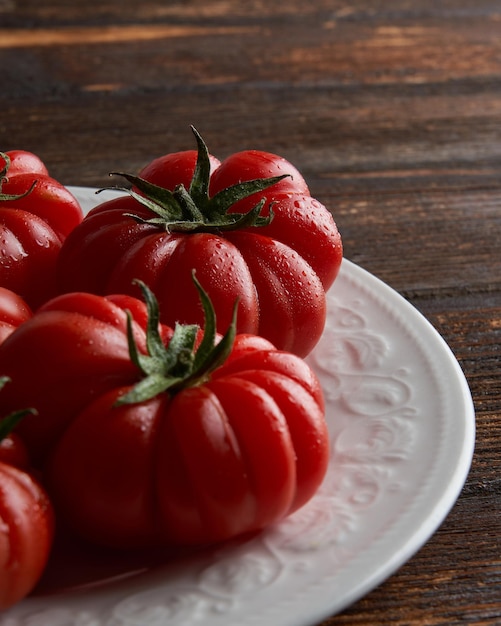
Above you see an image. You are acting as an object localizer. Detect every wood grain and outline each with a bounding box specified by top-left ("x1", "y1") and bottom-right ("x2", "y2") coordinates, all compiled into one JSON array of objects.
[{"x1": 1, "y1": 1, "x2": 500, "y2": 623}]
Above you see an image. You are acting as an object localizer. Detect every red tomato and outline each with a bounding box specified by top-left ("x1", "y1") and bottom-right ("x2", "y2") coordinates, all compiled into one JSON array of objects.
[
  {"x1": 0, "y1": 151, "x2": 84, "y2": 308},
  {"x1": 0, "y1": 378, "x2": 54, "y2": 610},
  {"x1": 57, "y1": 130, "x2": 342, "y2": 357},
  {"x1": 0, "y1": 462, "x2": 54, "y2": 609},
  {"x1": 0, "y1": 286, "x2": 32, "y2": 345},
  {"x1": 0, "y1": 150, "x2": 49, "y2": 177},
  {"x1": 0, "y1": 281, "x2": 329, "y2": 548},
  {"x1": 47, "y1": 343, "x2": 328, "y2": 548}
]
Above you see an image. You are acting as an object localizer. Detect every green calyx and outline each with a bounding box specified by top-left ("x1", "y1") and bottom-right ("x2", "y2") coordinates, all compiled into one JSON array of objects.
[
  {"x1": 0, "y1": 376, "x2": 37, "y2": 443},
  {"x1": 115, "y1": 272, "x2": 238, "y2": 406},
  {"x1": 102, "y1": 126, "x2": 288, "y2": 234}
]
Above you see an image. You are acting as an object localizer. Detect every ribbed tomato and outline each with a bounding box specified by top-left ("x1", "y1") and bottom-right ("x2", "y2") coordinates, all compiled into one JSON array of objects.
[
  {"x1": 56, "y1": 128, "x2": 342, "y2": 357},
  {"x1": 0, "y1": 278, "x2": 329, "y2": 548}
]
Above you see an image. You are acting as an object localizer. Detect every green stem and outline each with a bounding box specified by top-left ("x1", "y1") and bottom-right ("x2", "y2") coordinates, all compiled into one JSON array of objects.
[
  {"x1": 115, "y1": 272, "x2": 238, "y2": 406},
  {"x1": 102, "y1": 127, "x2": 288, "y2": 233}
]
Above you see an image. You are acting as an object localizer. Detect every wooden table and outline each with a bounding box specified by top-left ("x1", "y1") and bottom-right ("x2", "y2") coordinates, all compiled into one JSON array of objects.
[{"x1": 1, "y1": 1, "x2": 500, "y2": 624}]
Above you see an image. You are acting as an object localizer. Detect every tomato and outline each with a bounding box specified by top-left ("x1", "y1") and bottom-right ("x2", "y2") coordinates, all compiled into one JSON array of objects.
[
  {"x1": 57, "y1": 128, "x2": 342, "y2": 357},
  {"x1": 0, "y1": 150, "x2": 49, "y2": 178},
  {"x1": 0, "y1": 286, "x2": 32, "y2": 345},
  {"x1": 0, "y1": 151, "x2": 84, "y2": 308},
  {"x1": 0, "y1": 462, "x2": 54, "y2": 609},
  {"x1": 0, "y1": 279, "x2": 329, "y2": 548},
  {"x1": 0, "y1": 379, "x2": 54, "y2": 610}
]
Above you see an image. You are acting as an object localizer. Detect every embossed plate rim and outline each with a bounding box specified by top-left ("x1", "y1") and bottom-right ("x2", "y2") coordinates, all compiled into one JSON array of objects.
[{"x1": 0, "y1": 187, "x2": 476, "y2": 626}]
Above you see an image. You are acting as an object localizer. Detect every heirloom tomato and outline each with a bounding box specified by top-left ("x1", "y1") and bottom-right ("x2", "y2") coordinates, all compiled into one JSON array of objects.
[
  {"x1": 0, "y1": 277, "x2": 329, "y2": 548},
  {"x1": 57, "y1": 127, "x2": 342, "y2": 357},
  {"x1": 0, "y1": 378, "x2": 54, "y2": 610},
  {"x1": 0, "y1": 150, "x2": 83, "y2": 308},
  {"x1": 0, "y1": 286, "x2": 32, "y2": 345}
]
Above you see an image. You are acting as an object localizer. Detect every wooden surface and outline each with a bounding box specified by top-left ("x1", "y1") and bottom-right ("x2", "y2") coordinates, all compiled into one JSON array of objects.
[{"x1": 1, "y1": 1, "x2": 500, "y2": 624}]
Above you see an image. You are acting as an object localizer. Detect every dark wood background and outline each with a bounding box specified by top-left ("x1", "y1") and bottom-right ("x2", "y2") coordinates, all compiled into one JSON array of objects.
[{"x1": 1, "y1": 1, "x2": 500, "y2": 624}]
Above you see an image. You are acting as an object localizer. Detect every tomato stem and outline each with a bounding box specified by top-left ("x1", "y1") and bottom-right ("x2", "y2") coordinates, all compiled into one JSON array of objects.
[
  {"x1": 100, "y1": 127, "x2": 287, "y2": 233},
  {"x1": 115, "y1": 272, "x2": 238, "y2": 405}
]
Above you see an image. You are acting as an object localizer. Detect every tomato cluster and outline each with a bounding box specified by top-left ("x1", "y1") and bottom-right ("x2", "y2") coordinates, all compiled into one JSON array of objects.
[{"x1": 0, "y1": 132, "x2": 342, "y2": 610}]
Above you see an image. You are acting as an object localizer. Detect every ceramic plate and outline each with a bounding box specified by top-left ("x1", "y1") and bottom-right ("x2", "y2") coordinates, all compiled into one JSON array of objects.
[{"x1": 0, "y1": 187, "x2": 475, "y2": 626}]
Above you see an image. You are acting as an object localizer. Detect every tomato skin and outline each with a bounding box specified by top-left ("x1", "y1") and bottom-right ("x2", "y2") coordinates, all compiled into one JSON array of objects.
[
  {"x1": 223, "y1": 231, "x2": 326, "y2": 356},
  {"x1": 44, "y1": 334, "x2": 328, "y2": 548},
  {"x1": 0, "y1": 462, "x2": 54, "y2": 610},
  {"x1": 229, "y1": 192, "x2": 343, "y2": 290},
  {"x1": 46, "y1": 389, "x2": 161, "y2": 548},
  {"x1": 55, "y1": 196, "x2": 153, "y2": 294},
  {"x1": 107, "y1": 229, "x2": 261, "y2": 336},
  {"x1": 138, "y1": 149, "x2": 221, "y2": 191},
  {"x1": 0, "y1": 286, "x2": 32, "y2": 345},
  {"x1": 156, "y1": 380, "x2": 298, "y2": 544},
  {"x1": 0, "y1": 209, "x2": 63, "y2": 309},
  {"x1": 0, "y1": 291, "x2": 152, "y2": 463},
  {"x1": 1, "y1": 150, "x2": 49, "y2": 177}
]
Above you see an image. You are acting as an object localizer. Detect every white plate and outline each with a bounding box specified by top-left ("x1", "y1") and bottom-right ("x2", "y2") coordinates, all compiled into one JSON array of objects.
[{"x1": 1, "y1": 188, "x2": 475, "y2": 626}]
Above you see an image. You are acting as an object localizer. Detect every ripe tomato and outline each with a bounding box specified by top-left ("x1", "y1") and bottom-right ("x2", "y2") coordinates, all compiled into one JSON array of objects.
[
  {"x1": 0, "y1": 286, "x2": 32, "y2": 345},
  {"x1": 0, "y1": 279, "x2": 329, "y2": 548},
  {"x1": 0, "y1": 150, "x2": 49, "y2": 177},
  {"x1": 57, "y1": 129, "x2": 342, "y2": 357},
  {"x1": 0, "y1": 151, "x2": 84, "y2": 308},
  {"x1": 0, "y1": 379, "x2": 54, "y2": 610},
  {"x1": 0, "y1": 462, "x2": 54, "y2": 609}
]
